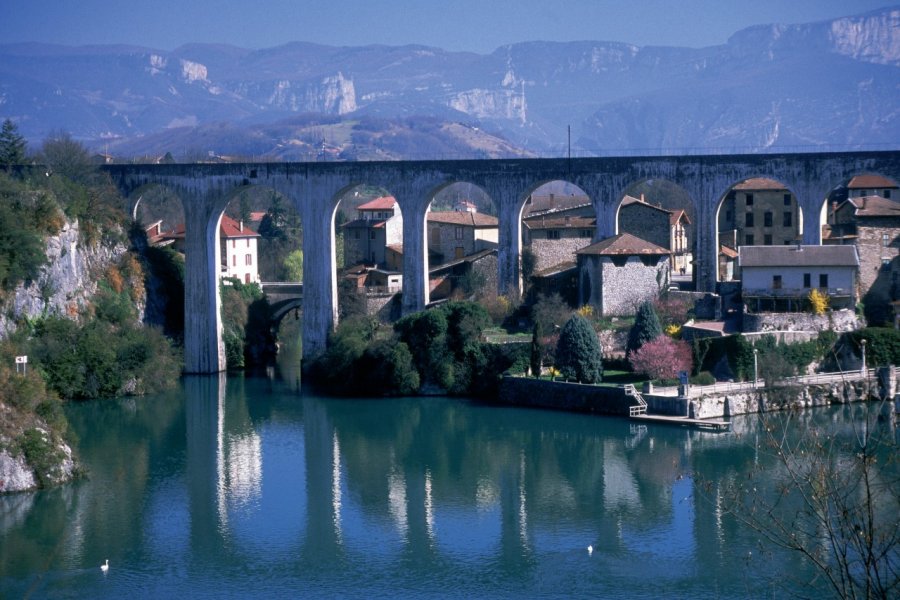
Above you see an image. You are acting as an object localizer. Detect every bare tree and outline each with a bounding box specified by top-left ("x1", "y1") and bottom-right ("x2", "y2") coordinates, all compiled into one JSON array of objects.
[{"x1": 719, "y1": 401, "x2": 899, "y2": 599}]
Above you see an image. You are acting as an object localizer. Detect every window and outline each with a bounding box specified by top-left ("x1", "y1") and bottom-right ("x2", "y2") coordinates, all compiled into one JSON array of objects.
[
  {"x1": 784, "y1": 194, "x2": 791, "y2": 206},
  {"x1": 803, "y1": 273, "x2": 811, "y2": 288},
  {"x1": 745, "y1": 234, "x2": 754, "y2": 245},
  {"x1": 232, "y1": 240, "x2": 236, "y2": 248},
  {"x1": 370, "y1": 231, "x2": 376, "y2": 240},
  {"x1": 883, "y1": 233, "x2": 890, "y2": 247},
  {"x1": 764, "y1": 234, "x2": 772, "y2": 245},
  {"x1": 773, "y1": 275, "x2": 782, "y2": 289},
  {"x1": 232, "y1": 255, "x2": 236, "y2": 267},
  {"x1": 247, "y1": 239, "x2": 250, "y2": 247},
  {"x1": 354, "y1": 230, "x2": 360, "y2": 239},
  {"x1": 745, "y1": 212, "x2": 754, "y2": 227},
  {"x1": 745, "y1": 194, "x2": 754, "y2": 206},
  {"x1": 245, "y1": 254, "x2": 252, "y2": 266},
  {"x1": 764, "y1": 212, "x2": 773, "y2": 227},
  {"x1": 245, "y1": 273, "x2": 251, "y2": 284},
  {"x1": 455, "y1": 226, "x2": 464, "y2": 240},
  {"x1": 783, "y1": 212, "x2": 792, "y2": 227},
  {"x1": 885, "y1": 189, "x2": 892, "y2": 199},
  {"x1": 819, "y1": 274, "x2": 828, "y2": 288},
  {"x1": 580, "y1": 229, "x2": 592, "y2": 238},
  {"x1": 547, "y1": 230, "x2": 560, "y2": 240}
]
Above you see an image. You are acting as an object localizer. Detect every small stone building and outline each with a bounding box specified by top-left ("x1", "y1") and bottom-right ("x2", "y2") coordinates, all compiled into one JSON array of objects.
[
  {"x1": 341, "y1": 196, "x2": 403, "y2": 267},
  {"x1": 618, "y1": 195, "x2": 692, "y2": 274},
  {"x1": 522, "y1": 194, "x2": 596, "y2": 272},
  {"x1": 718, "y1": 178, "x2": 801, "y2": 248},
  {"x1": 576, "y1": 233, "x2": 670, "y2": 316},
  {"x1": 427, "y1": 210, "x2": 498, "y2": 265}
]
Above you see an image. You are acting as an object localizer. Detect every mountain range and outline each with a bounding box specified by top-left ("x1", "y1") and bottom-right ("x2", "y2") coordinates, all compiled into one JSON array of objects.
[{"x1": 0, "y1": 6, "x2": 898, "y2": 159}]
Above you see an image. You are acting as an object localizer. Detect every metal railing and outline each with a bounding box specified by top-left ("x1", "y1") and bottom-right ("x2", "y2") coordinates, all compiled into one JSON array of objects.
[{"x1": 672, "y1": 368, "x2": 880, "y2": 398}]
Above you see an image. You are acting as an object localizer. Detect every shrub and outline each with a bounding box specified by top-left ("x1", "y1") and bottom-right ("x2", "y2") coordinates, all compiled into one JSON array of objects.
[
  {"x1": 690, "y1": 371, "x2": 716, "y2": 386},
  {"x1": 555, "y1": 313, "x2": 603, "y2": 383},
  {"x1": 627, "y1": 300, "x2": 662, "y2": 355},
  {"x1": 629, "y1": 336, "x2": 692, "y2": 381},
  {"x1": 808, "y1": 288, "x2": 829, "y2": 315}
]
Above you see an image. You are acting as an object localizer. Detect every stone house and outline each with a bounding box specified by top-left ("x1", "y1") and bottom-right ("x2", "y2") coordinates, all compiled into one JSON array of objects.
[
  {"x1": 738, "y1": 245, "x2": 858, "y2": 312},
  {"x1": 822, "y1": 195, "x2": 900, "y2": 298},
  {"x1": 845, "y1": 174, "x2": 897, "y2": 200},
  {"x1": 160, "y1": 215, "x2": 261, "y2": 284},
  {"x1": 718, "y1": 178, "x2": 801, "y2": 248},
  {"x1": 427, "y1": 210, "x2": 498, "y2": 265},
  {"x1": 618, "y1": 195, "x2": 692, "y2": 274},
  {"x1": 341, "y1": 196, "x2": 403, "y2": 267},
  {"x1": 522, "y1": 194, "x2": 595, "y2": 271},
  {"x1": 576, "y1": 233, "x2": 670, "y2": 316}
]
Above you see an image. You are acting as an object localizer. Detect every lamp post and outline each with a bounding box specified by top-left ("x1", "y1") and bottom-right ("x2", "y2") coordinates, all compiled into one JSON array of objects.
[
  {"x1": 753, "y1": 348, "x2": 759, "y2": 385},
  {"x1": 861, "y1": 338, "x2": 867, "y2": 375}
]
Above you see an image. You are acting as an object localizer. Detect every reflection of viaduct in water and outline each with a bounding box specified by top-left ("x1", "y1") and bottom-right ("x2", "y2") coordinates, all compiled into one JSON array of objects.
[
  {"x1": 183, "y1": 377, "x2": 762, "y2": 570},
  {"x1": 105, "y1": 153, "x2": 900, "y2": 373}
]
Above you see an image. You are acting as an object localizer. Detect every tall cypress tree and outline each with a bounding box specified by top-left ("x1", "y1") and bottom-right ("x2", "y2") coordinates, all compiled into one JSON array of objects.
[
  {"x1": 0, "y1": 119, "x2": 27, "y2": 166},
  {"x1": 627, "y1": 300, "x2": 662, "y2": 355}
]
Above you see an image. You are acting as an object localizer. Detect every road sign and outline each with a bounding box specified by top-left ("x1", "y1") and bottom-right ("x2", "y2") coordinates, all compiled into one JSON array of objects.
[{"x1": 15, "y1": 356, "x2": 27, "y2": 364}]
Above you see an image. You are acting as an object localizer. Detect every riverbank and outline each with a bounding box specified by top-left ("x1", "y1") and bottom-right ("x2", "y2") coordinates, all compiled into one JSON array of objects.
[{"x1": 497, "y1": 367, "x2": 898, "y2": 420}]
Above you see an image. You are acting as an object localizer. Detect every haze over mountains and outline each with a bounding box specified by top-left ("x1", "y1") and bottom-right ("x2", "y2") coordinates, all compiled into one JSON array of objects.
[{"x1": 1, "y1": 6, "x2": 897, "y2": 160}]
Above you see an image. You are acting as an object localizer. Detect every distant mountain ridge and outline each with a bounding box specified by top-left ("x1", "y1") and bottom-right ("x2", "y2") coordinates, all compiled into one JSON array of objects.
[{"x1": 0, "y1": 6, "x2": 897, "y2": 158}]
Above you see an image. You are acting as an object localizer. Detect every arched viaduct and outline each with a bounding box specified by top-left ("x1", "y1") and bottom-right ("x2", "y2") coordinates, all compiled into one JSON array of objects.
[{"x1": 103, "y1": 151, "x2": 900, "y2": 373}]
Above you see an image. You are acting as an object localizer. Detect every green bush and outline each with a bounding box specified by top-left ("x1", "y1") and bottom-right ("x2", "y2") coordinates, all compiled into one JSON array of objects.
[
  {"x1": 19, "y1": 428, "x2": 66, "y2": 488},
  {"x1": 555, "y1": 313, "x2": 603, "y2": 384},
  {"x1": 690, "y1": 371, "x2": 716, "y2": 385},
  {"x1": 851, "y1": 328, "x2": 900, "y2": 367}
]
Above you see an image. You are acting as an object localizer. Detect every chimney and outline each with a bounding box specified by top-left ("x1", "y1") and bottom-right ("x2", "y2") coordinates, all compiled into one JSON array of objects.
[
  {"x1": 640, "y1": 193, "x2": 645, "y2": 203},
  {"x1": 239, "y1": 220, "x2": 244, "y2": 232}
]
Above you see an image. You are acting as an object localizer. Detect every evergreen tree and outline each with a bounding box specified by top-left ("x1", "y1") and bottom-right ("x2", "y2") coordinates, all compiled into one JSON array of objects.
[
  {"x1": 530, "y1": 320, "x2": 543, "y2": 377},
  {"x1": 0, "y1": 119, "x2": 27, "y2": 166},
  {"x1": 554, "y1": 313, "x2": 603, "y2": 383},
  {"x1": 627, "y1": 300, "x2": 662, "y2": 355}
]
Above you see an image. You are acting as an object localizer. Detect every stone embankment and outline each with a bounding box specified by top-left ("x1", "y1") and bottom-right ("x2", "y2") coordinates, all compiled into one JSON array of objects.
[{"x1": 497, "y1": 367, "x2": 897, "y2": 420}]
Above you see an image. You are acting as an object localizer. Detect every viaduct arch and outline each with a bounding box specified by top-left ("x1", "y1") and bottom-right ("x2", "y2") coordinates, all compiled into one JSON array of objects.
[{"x1": 104, "y1": 151, "x2": 900, "y2": 373}]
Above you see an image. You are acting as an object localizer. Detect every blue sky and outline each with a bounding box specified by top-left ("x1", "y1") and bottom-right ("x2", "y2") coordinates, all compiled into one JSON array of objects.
[{"x1": 1, "y1": 1, "x2": 896, "y2": 54}]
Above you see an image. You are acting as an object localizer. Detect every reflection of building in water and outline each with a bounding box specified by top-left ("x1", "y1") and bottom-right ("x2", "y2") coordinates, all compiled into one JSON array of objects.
[{"x1": 223, "y1": 431, "x2": 262, "y2": 509}]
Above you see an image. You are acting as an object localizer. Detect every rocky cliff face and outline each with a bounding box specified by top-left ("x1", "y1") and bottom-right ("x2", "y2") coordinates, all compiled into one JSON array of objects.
[{"x1": 0, "y1": 220, "x2": 131, "y2": 338}]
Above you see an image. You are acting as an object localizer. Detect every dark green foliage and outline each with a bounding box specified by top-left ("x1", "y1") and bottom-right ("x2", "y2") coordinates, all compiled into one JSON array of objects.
[
  {"x1": 0, "y1": 202, "x2": 46, "y2": 292},
  {"x1": 312, "y1": 301, "x2": 521, "y2": 398},
  {"x1": 531, "y1": 292, "x2": 572, "y2": 334},
  {"x1": 690, "y1": 371, "x2": 716, "y2": 385},
  {"x1": 39, "y1": 131, "x2": 94, "y2": 184},
  {"x1": 851, "y1": 327, "x2": 900, "y2": 367},
  {"x1": 143, "y1": 245, "x2": 185, "y2": 338},
  {"x1": 19, "y1": 428, "x2": 65, "y2": 488},
  {"x1": 555, "y1": 313, "x2": 603, "y2": 383},
  {"x1": 94, "y1": 282, "x2": 136, "y2": 326},
  {"x1": 0, "y1": 118, "x2": 27, "y2": 166},
  {"x1": 627, "y1": 301, "x2": 662, "y2": 355},
  {"x1": 220, "y1": 278, "x2": 269, "y2": 369}
]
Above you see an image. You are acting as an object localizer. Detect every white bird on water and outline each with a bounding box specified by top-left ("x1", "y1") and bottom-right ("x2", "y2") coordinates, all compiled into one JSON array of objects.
[
  {"x1": 587, "y1": 545, "x2": 593, "y2": 556},
  {"x1": 101, "y1": 559, "x2": 109, "y2": 573}
]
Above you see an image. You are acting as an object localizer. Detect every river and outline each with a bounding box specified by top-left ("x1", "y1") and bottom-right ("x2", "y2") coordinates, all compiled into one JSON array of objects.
[{"x1": 1, "y1": 370, "x2": 895, "y2": 598}]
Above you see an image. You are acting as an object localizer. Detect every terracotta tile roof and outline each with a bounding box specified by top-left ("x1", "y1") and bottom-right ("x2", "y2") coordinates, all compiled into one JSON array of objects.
[
  {"x1": 576, "y1": 233, "x2": 670, "y2": 256},
  {"x1": 523, "y1": 216, "x2": 596, "y2": 230},
  {"x1": 161, "y1": 214, "x2": 259, "y2": 240},
  {"x1": 848, "y1": 195, "x2": 900, "y2": 218},
  {"x1": 733, "y1": 177, "x2": 787, "y2": 191},
  {"x1": 669, "y1": 209, "x2": 691, "y2": 226},
  {"x1": 219, "y1": 215, "x2": 259, "y2": 238},
  {"x1": 719, "y1": 245, "x2": 739, "y2": 259},
  {"x1": 342, "y1": 218, "x2": 386, "y2": 228},
  {"x1": 427, "y1": 211, "x2": 498, "y2": 227},
  {"x1": 619, "y1": 195, "x2": 670, "y2": 215},
  {"x1": 739, "y1": 245, "x2": 858, "y2": 268},
  {"x1": 523, "y1": 194, "x2": 592, "y2": 218},
  {"x1": 358, "y1": 196, "x2": 397, "y2": 210},
  {"x1": 848, "y1": 174, "x2": 898, "y2": 189}
]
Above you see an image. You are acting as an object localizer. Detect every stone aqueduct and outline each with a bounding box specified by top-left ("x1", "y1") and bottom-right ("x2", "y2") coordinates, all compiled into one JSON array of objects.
[{"x1": 103, "y1": 151, "x2": 900, "y2": 374}]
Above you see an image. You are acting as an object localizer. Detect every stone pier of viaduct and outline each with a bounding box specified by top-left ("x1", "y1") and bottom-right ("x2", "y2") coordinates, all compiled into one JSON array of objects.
[{"x1": 103, "y1": 151, "x2": 900, "y2": 373}]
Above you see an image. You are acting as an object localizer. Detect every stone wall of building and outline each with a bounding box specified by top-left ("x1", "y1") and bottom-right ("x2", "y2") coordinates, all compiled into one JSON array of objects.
[
  {"x1": 598, "y1": 256, "x2": 669, "y2": 316},
  {"x1": 619, "y1": 202, "x2": 670, "y2": 251},
  {"x1": 530, "y1": 238, "x2": 589, "y2": 272},
  {"x1": 857, "y1": 218, "x2": 900, "y2": 295},
  {"x1": 743, "y1": 308, "x2": 861, "y2": 333}
]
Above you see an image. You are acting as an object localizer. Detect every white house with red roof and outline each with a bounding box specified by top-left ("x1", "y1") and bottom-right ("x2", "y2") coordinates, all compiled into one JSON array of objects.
[{"x1": 158, "y1": 215, "x2": 261, "y2": 284}]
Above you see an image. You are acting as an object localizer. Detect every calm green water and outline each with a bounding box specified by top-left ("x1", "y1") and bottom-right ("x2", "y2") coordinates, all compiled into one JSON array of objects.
[{"x1": 0, "y1": 373, "x2": 892, "y2": 598}]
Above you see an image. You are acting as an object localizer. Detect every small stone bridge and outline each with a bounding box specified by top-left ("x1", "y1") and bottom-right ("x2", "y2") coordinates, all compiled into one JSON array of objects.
[{"x1": 103, "y1": 151, "x2": 900, "y2": 373}]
